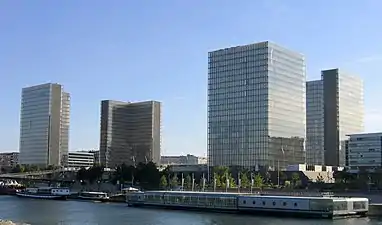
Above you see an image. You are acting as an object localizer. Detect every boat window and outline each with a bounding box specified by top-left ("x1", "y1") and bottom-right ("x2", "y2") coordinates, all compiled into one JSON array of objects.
[
  {"x1": 253, "y1": 201, "x2": 256, "y2": 204},
  {"x1": 243, "y1": 200, "x2": 246, "y2": 204},
  {"x1": 262, "y1": 201, "x2": 266, "y2": 206},
  {"x1": 294, "y1": 203, "x2": 298, "y2": 207},
  {"x1": 272, "y1": 202, "x2": 276, "y2": 206},
  {"x1": 283, "y1": 202, "x2": 287, "y2": 206}
]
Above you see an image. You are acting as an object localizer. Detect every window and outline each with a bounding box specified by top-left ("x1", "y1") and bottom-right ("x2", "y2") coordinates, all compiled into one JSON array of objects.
[
  {"x1": 253, "y1": 201, "x2": 256, "y2": 204},
  {"x1": 294, "y1": 203, "x2": 298, "y2": 207},
  {"x1": 243, "y1": 200, "x2": 246, "y2": 204},
  {"x1": 283, "y1": 202, "x2": 287, "y2": 206},
  {"x1": 262, "y1": 201, "x2": 266, "y2": 206},
  {"x1": 273, "y1": 202, "x2": 276, "y2": 206}
]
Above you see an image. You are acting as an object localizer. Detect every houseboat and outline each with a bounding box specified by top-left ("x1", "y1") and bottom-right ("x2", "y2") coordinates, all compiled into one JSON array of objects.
[
  {"x1": 126, "y1": 191, "x2": 368, "y2": 219},
  {"x1": 78, "y1": 191, "x2": 109, "y2": 201},
  {"x1": 16, "y1": 187, "x2": 70, "y2": 200}
]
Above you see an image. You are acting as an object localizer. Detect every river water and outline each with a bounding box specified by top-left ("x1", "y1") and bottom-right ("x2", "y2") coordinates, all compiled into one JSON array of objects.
[{"x1": 0, "y1": 196, "x2": 381, "y2": 225}]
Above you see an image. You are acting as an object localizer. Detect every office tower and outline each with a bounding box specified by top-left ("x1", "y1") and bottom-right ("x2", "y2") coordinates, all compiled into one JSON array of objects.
[
  {"x1": 99, "y1": 100, "x2": 161, "y2": 168},
  {"x1": 208, "y1": 41, "x2": 306, "y2": 170},
  {"x1": 306, "y1": 69, "x2": 364, "y2": 166},
  {"x1": 19, "y1": 83, "x2": 70, "y2": 166},
  {"x1": 306, "y1": 80, "x2": 324, "y2": 165}
]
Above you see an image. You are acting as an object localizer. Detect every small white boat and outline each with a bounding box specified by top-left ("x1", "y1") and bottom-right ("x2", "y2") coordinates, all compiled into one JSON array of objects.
[
  {"x1": 16, "y1": 187, "x2": 70, "y2": 200},
  {"x1": 78, "y1": 191, "x2": 109, "y2": 201}
]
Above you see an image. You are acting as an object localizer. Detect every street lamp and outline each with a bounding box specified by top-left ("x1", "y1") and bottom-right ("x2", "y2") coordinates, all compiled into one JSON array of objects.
[{"x1": 277, "y1": 146, "x2": 285, "y2": 186}]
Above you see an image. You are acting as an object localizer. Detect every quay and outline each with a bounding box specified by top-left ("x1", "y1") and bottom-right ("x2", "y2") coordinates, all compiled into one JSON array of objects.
[{"x1": 126, "y1": 191, "x2": 368, "y2": 219}]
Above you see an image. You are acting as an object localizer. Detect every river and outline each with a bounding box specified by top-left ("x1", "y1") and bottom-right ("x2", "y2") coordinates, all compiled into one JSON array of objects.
[{"x1": 0, "y1": 196, "x2": 381, "y2": 225}]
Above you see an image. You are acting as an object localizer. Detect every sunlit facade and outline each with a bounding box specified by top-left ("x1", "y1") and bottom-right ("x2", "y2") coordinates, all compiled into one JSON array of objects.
[
  {"x1": 19, "y1": 83, "x2": 70, "y2": 166},
  {"x1": 306, "y1": 69, "x2": 364, "y2": 166},
  {"x1": 208, "y1": 41, "x2": 306, "y2": 170}
]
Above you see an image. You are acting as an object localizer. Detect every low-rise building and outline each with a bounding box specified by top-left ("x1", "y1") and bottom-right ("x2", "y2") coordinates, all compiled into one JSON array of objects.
[
  {"x1": 346, "y1": 132, "x2": 382, "y2": 171},
  {"x1": 0, "y1": 152, "x2": 19, "y2": 168},
  {"x1": 161, "y1": 154, "x2": 207, "y2": 166},
  {"x1": 67, "y1": 151, "x2": 94, "y2": 168}
]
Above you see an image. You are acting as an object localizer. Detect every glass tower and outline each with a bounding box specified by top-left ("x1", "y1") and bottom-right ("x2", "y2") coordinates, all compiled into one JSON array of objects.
[
  {"x1": 208, "y1": 41, "x2": 306, "y2": 170},
  {"x1": 306, "y1": 69, "x2": 364, "y2": 166},
  {"x1": 19, "y1": 83, "x2": 70, "y2": 166}
]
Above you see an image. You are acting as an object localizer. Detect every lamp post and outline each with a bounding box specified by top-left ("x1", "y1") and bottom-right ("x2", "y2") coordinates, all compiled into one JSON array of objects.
[{"x1": 277, "y1": 146, "x2": 285, "y2": 186}]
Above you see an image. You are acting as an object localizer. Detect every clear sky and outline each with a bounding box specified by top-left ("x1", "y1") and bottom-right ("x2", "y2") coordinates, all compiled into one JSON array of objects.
[{"x1": 1, "y1": 0, "x2": 381, "y2": 156}]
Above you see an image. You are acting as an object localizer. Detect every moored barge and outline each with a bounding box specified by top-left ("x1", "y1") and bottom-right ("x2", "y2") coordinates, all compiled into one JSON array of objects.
[
  {"x1": 126, "y1": 191, "x2": 368, "y2": 219},
  {"x1": 16, "y1": 187, "x2": 70, "y2": 200}
]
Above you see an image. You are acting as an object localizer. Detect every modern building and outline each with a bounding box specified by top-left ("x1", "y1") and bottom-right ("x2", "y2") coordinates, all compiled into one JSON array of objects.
[
  {"x1": 0, "y1": 152, "x2": 19, "y2": 168},
  {"x1": 99, "y1": 100, "x2": 161, "y2": 168},
  {"x1": 306, "y1": 80, "x2": 324, "y2": 165},
  {"x1": 346, "y1": 132, "x2": 382, "y2": 170},
  {"x1": 306, "y1": 69, "x2": 364, "y2": 166},
  {"x1": 19, "y1": 83, "x2": 70, "y2": 167},
  {"x1": 89, "y1": 150, "x2": 100, "y2": 165},
  {"x1": 161, "y1": 154, "x2": 207, "y2": 165},
  {"x1": 67, "y1": 151, "x2": 94, "y2": 168},
  {"x1": 208, "y1": 41, "x2": 306, "y2": 170}
]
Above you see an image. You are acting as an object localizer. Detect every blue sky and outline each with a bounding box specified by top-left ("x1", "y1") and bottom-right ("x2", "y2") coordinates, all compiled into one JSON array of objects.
[{"x1": 0, "y1": 0, "x2": 381, "y2": 156}]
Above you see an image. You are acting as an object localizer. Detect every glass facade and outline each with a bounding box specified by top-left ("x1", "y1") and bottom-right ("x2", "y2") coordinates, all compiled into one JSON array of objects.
[
  {"x1": 307, "y1": 69, "x2": 364, "y2": 166},
  {"x1": 306, "y1": 80, "x2": 324, "y2": 165},
  {"x1": 338, "y1": 72, "x2": 364, "y2": 166},
  {"x1": 19, "y1": 83, "x2": 70, "y2": 166},
  {"x1": 99, "y1": 100, "x2": 161, "y2": 168},
  {"x1": 208, "y1": 41, "x2": 306, "y2": 169}
]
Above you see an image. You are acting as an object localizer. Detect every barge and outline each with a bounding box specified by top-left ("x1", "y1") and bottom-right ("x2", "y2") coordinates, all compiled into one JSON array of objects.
[
  {"x1": 126, "y1": 191, "x2": 368, "y2": 219},
  {"x1": 16, "y1": 187, "x2": 70, "y2": 200},
  {"x1": 78, "y1": 191, "x2": 109, "y2": 202}
]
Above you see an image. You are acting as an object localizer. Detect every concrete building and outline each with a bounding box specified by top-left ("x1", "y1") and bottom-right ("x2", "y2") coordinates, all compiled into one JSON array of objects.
[
  {"x1": 208, "y1": 41, "x2": 306, "y2": 170},
  {"x1": 346, "y1": 132, "x2": 382, "y2": 170},
  {"x1": 19, "y1": 83, "x2": 70, "y2": 167},
  {"x1": 161, "y1": 154, "x2": 207, "y2": 166},
  {"x1": 67, "y1": 151, "x2": 94, "y2": 168},
  {"x1": 99, "y1": 100, "x2": 161, "y2": 168},
  {"x1": 0, "y1": 152, "x2": 19, "y2": 168},
  {"x1": 306, "y1": 69, "x2": 364, "y2": 166},
  {"x1": 89, "y1": 150, "x2": 100, "y2": 165}
]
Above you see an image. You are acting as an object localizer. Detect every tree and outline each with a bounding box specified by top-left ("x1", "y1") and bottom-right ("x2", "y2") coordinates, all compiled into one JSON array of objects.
[
  {"x1": 77, "y1": 167, "x2": 87, "y2": 182},
  {"x1": 160, "y1": 175, "x2": 168, "y2": 189},
  {"x1": 240, "y1": 172, "x2": 250, "y2": 188},
  {"x1": 135, "y1": 162, "x2": 160, "y2": 189},
  {"x1": 170, "y1": 174, "x2": 179, "y2": 188},
  {"x1": 185, "y1": 174, "x2": 192, "y2": 189},
  {"x1": 213, "y1": 173, "x2": 221, "y2": 187},
  {"x1": 280, "y1": 172, "x2": 288, "y2": 184},
  {"x1": 291, "y1": 172, "x2": 300, "y2": 187},
  {"x1": 253, "y1": 174, "x2": 263, "y2": 188},
  {"x1": 11, "y1": 164, "x2": 25, "y2": 173}
]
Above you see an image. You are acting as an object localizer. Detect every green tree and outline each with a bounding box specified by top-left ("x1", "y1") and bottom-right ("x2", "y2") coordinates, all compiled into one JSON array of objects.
[
  {"x1": 280, "y1": 172, "x2": 288, "y2": 185},
  {"x1": 240, "y1": 172, "x2": 250, "y2": 188},
  {"x1": 11, "y1": 164, "x2": 25, "y2": 173},
  {"x1": 253, "y1": 174, "x2": 263, "y2": 188},
  {"x1": 87, "y1": 165, "x2": 104, "y2": 183},
  {"x1": 185, "y1": 174, "x2": 192, "y2": 189},
  {"x1": 170, "y1": 174, "x2": 179, "y2": 188},
  {"x1": 291, "y1": 172, "x2": 300, "y2": 187},
  {"x1": 160, "y1": 175, "x2": 168, "y2": 189},
  {"x1": 213, "y1": 172, "x2": 221, "y2": 187},
  {"x1": 135, "y1": 162, "x2": 161, "y2": 189}
]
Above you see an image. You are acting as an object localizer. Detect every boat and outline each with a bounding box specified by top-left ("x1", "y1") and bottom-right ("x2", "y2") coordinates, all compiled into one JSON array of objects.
[
  {"x1": 78, "y1": 191, "x2": 109, "y2": 201},
  {"x1": 0, "y1": 180, "x2": 24, "y2": 195},
  {"x1": 16, "y1": 187, "x2": 70, "y2": 200},
  {"x1": 126, "y1": 191, "x2": 369, "y2": 219}
]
